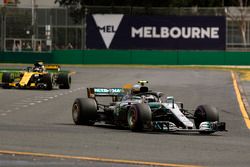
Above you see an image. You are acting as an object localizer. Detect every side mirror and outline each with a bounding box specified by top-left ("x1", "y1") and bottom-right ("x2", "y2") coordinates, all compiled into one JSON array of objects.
[
  {"x1": 180, "y1": 103, "x2": 184, "y2": 110},
  {"x1": 166, "y1": 96, "x2": 175, "y2": 109}
]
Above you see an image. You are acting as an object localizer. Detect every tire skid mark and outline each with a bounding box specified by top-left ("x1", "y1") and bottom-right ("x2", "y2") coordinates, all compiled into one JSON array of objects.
[{"x1": 0, "y1": 87, "x2": 85, "y2": 117}]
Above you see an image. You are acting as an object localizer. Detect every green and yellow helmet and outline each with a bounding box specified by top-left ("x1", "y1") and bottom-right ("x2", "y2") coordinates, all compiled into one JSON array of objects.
[{"x1": 34, "y1": 61, "x2": 44, "y2": 67}]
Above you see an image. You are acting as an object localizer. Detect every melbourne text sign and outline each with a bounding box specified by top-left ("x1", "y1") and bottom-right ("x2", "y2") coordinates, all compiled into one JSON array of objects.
[{"x1": 86, "y1": 15, "x2": 225, "y2": 50}]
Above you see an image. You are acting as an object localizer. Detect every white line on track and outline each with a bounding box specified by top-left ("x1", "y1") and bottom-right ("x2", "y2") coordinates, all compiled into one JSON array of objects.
[
  {"x1": 1, "y1": 87, "x2": 86, "y2": 115},
  {"x1": 34, "y1": 96, "x2": 52, "y2": 99},
  {"x1": 21, "y1": 100, "x2": 32, "y2": 102},
  {"x1": 12, "y1": 102, "x2": 30, "y2": 105}
]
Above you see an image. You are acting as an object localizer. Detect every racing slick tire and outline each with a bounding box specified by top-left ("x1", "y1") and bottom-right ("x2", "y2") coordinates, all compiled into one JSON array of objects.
[
  {"x1": 72, "y1": 98, "x2": 97, "y2": 125},
  {"x1": 2, "y1": 72, "x2": 13, "y2": 89},
  {"x1": 43, "y1": 73, "x2": 53, "y2": 90},
  {"x1": 57, "y1": 73, "x2": 71, "y2": 89},
  {"x1": 127, "y1": 103, "x2": 152, "y2": 132},
  {"x1": 194, "y1": 105, "x2": 219, "y2": 134}
]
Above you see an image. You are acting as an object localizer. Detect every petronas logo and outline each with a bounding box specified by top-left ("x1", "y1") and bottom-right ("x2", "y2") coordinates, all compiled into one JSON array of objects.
[{"x1": 93, "y1": 14, "x2": 123, "y2": 48}]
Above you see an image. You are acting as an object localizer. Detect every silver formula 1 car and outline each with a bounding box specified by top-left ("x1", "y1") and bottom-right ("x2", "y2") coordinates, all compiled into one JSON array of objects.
[{"x1": 72, "y1": 81, "x2": 226, "y2": 134}]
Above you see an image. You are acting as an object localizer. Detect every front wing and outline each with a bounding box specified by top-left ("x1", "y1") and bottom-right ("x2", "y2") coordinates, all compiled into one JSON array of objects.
[{"x1": 152, "y1": 121, "x2": 226, "y2": 133}]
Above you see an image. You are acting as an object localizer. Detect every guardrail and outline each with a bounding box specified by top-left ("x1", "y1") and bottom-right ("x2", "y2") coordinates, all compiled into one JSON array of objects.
[{"x1": 0, "y1": 50, "x2": 250, "y2": 65}]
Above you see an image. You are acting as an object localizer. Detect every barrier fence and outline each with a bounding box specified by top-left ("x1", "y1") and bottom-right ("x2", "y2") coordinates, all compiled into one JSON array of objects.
[
  {"x1": 1, "y1": 50, "x2": 250, "y2": 65},
  {"x1": 0, "y1": 6, "x2": 250, "y2": 52},
  {"x1": 0, "y1": 6, "x2": 250, "y2": 65}
]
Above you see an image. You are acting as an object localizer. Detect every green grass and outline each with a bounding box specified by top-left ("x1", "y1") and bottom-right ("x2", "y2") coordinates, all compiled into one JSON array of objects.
[
  {"x1": 1, "y1": 65, "x2": 250, "y2": 83},
  {"x1": 0, "y1": 69, "x2": 23, "y2": 72}
]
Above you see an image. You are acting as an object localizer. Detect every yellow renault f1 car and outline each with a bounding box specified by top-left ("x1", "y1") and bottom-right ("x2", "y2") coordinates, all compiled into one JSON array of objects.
[{"x1": 1, "y1": 62, "x2": 71, "y2": 90}]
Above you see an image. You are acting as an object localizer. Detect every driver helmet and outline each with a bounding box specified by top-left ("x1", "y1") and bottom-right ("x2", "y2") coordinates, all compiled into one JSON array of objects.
[
  {"x1": 131, "y1": 84, "x2": 141, "y2": 94},
  {"x1": 34, "y1": 61, "x2": 44, "y2": 67},
  {"x1": 33, "y1": 61, "x2": 45, "y2": 72}
]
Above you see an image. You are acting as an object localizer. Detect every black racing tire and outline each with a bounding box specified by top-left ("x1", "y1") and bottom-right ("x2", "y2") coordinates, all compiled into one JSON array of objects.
[
  {"x1": 72, "y1": 98, "x2": 97, "y2": 125},
  {"x1": 58, "y1": 73, "x2": 71, "y2": 89},
  {"x1": 2, "y1": 72, "x2": 13, "y2": 89},
  {"x1": 127, "y1": 103, "x2": 152, "y2": 132},
  {"x1": 194, "y1": 105, "x2": 219, "y2": 129},
  {"x1": 43, "y1": 73, "x2": 53, "y2": 90}
]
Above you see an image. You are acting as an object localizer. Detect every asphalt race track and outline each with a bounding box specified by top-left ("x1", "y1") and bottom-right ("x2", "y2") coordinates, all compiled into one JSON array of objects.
[{"x1": 0, "y1": 66, "x2": 250, "y2": 167}]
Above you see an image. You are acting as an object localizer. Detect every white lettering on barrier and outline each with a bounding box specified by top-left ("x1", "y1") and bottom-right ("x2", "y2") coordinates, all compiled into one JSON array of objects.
[
  {"x1": 144, "y1": 27, "x2": 152, "y2": 38},
  {"x1": 170, "y1": 27, "x2": 181, "y2": 39},
  {"x1": 211, "y1": 27, "x2": 219, "y2": 38},
  {"x1": 182, "y1": 27, "x2": 191, "y2": 38},
  {"x1": 152, "y1": 27, "x2": 160, "y2": 38},
  {"x1": 161, "y1": 27, "x2": 169, "y2": 38},
  {"x1": 131, "y1": 26, "x2": 220, "y2": 39},
  {"x1": 131, "y1": 27, "x2": 143, "y2": 38},
  {"x1": 191, "y1": 27, "x2": 200, "y2": 38}
]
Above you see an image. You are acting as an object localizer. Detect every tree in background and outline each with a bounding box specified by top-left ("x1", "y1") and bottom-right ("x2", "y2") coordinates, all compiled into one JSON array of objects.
[
  {"x1": 225, "y1": 0, "x2": 250, "y2": 46},
  {"x1": 54, "y1": 0, "x2": 218, "y2": 21},
  {"x1": 55, "y1": 0, "x2": 249, "y2": 18},
  {"x1": 54, "y1": 0, "x2": 85, "y2": 23}
]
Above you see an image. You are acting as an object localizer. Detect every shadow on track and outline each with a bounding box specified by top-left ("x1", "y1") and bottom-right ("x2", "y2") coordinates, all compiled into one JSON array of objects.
[{"x1": 57, "y1": 123, "x2": 224, "y2": 137}]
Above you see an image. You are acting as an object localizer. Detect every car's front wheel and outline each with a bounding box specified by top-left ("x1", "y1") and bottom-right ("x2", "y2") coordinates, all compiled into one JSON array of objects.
[
  {"x1": 194, "y1": 104, "x2": 219, "y2": 134},
  {"x1": 57, "y1": 73, "x2": 71, "y2": 89},
  {"x1": 127, "y1": 103, "x2": 152, "y2": 131}
]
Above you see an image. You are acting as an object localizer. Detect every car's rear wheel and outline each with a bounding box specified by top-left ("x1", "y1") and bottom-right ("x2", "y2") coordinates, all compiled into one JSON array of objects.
[
  {"x1": 2, "y1": 72, "x2": 13, "y2": 89},
  {"x1": 127, "y1": 103, "x2": 152, "y2": 131},
  {"x1": 72, "y1": 98, "x2": 97, "y2": 125},
  {"x1": 194, "y1": 105, "x2": 219, "y2": 134},
  {"x1": 58, "y1": 73, "x2": 71, "y2": 89}
]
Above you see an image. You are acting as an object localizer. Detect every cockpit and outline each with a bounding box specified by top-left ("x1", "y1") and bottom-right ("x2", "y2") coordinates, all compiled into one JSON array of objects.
[{"x1": 122, "y1": 93, "x2": 160, "y2": 103}]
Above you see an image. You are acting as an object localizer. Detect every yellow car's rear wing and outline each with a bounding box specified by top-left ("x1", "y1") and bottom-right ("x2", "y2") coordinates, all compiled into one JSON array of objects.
[{"x1": 45, "y1": 65, "x2": 61, "y2": 71}]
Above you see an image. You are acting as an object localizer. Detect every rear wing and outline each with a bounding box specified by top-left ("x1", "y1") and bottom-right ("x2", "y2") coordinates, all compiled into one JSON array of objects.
[
  {"x1": 45, "y1": 65, "x2": 61, "y2": 71},
  {"x1": 87, "y1": 87, "x2": 123, "y2": 98}
]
